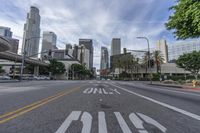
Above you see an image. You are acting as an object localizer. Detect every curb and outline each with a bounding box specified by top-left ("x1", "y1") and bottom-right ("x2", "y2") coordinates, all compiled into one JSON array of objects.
[
  {"x1": 149, "y1": 83, "x2": 200, "y2": 91},
  {"x1": 148, "y1": 83, "x2": 183, "y2": 88},
  {"x1": 0, "y1": 80, "x2": 20, "y2": 83}
]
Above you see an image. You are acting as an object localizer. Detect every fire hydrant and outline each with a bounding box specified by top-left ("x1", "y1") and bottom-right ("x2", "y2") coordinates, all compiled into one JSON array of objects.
[{"x1": 192, "y1": 80, "x2": 197, "y2": 87}]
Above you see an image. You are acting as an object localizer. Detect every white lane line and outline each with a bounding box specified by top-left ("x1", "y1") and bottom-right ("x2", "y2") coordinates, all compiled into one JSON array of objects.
[
  {"x1": 114, "y1": 112, "x2": 132, "y2": 133},
  {"x1": 137, "y1": 113, "x2": 167, "y2": 133},
  {"x1": 110, "y1": 83, "x2": 200, "y2": 121},
  {"x1": 98, "y1": 112, "x2": 108, "y2": 133},
  {"x1": 81, "y1": 112, "x2": 92, "y2": 133},
  {"x1": 55, "y1": 111, "x2": 81, "y2": 133},
  {"x1": 129, "y1": 113, "x2": 148, "y2": 133}
]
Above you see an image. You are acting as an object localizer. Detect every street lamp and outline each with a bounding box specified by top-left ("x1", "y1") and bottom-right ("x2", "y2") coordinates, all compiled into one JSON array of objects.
[
  {"x1": 20, "y1": 36, "x2": 41, "y2": 81},
  {"x1": 136, "y1": 36, "x2": 152, "y2": 84}
]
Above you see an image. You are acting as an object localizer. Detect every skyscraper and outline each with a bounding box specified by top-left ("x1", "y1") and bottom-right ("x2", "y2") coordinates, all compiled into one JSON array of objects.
[
  {"x1": 111, "y1": 38, "x2": 121, "y2": 55},
  {"x1": 41, "y1": 31, "x2": 57, "y2": 52},
  {"x1": 22, "y1": 6, "x2": 40, "y2": 58},
  {"x1": 79, "y1": 39, "x2": 93, "y2": 70},
  {"x1": 0, "y1": 26, "x2": 19, "y2": 53},
  {"x1": 156, "y1": 39, "x2": 168, "y2": 63},
  {"x1": 100, "y1": 46, "x2": 109, "y2": 70},
  {"x1": 0, "y1": 26, "x2": 12, "y2": 38},
  {"x1": 42, "y1": 31, "x2": 57, "y2": 46}
]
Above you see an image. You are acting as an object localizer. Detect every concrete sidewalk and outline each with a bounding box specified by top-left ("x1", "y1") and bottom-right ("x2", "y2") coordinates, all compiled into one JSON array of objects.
[{"x1": 148, "y1": 82, "x2": 200, "y2": 91}]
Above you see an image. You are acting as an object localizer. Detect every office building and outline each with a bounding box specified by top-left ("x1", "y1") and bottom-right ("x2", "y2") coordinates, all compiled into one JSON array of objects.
[
  {"x1": 111, "y1": 38, "x2": 121, "y2": 56},
  {"x1": 22, "y1": 6, "x2": 40, "y2": 58},
  {"x1": 0, "y1": 26, "x2": 12, "y2": 38},
  {"x1": 100, "y1": 46, "x2": 109, "y2": 70},
  {"x1": 65, "y1": 44, "x2": 73, "y2": 58},
  {"x1": 0, "y1": 26, "x2": 19, "y2": 53},
  {"x1": 42, "y1": 31, "x2": 57, "y2": 47},
  {"x1": 156, "y1": 39, "x2": 168, "y2": 63},
  {"x1": 8, "y1": 39, "x2": 19, "y2": 54},
  {"x1": 79, "y1": 39, "x2": 93, "y2": 69},
  {"x1": 73, "y1": 45, "x2": 79, "y2": 60},
  {"x1": 77, "y1": 45, "x2": 90, "y2": 69},
  {"x1": 168, "y1": 40, "x2": 200, "y2": 62},
  {"x1": 41, "y1": 31, "x2": 57, "y2": 58}
]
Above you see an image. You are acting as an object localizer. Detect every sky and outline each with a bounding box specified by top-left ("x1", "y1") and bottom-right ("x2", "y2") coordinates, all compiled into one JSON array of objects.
[{"x1": 0, "y1": 0, "x2": 179, "y2": 69}]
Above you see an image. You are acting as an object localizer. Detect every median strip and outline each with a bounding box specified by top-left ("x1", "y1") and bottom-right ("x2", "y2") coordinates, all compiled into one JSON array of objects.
[{"x1": 0, "y1": 87, "x2": 81, "y2": 125}]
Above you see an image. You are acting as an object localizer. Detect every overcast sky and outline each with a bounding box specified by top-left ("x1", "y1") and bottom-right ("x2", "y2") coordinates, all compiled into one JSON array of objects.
[{"x1": 0, "y1": 0, "x2": 182, "y2": 69}]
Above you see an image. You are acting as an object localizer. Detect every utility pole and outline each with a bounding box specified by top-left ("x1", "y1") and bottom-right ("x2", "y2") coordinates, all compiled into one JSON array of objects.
[
  {"x1": 20, "y1": 37, "x2": 41, "y2": 81},
  {"x1": 136, "y1": 36, "x2": 152, "y2": 84}
]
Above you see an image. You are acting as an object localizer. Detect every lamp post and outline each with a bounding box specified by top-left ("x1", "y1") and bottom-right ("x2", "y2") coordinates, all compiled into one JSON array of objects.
[
  {"x1": 136, "y1": 36, "x2": 152, "y2": 84},
  {"x1": 20, "y1": 37, "x2": 41, "y2": 81}
]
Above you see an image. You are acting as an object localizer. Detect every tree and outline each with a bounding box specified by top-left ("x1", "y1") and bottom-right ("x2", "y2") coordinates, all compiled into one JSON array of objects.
[
  {"x1": 152, "y1": 50, "x2": 164, "y2": 73},
  {"x1": 49, "y1": 59, "x2": 66, "y2": 76},
  {"x1": 0, "y1": 65, "x2": 5, "y2": 74},
  {"x1": 71, "y1": 64, "x2": 91, "y2": 79},
  {"x1": 166, "y1": 0, "x2": 200, "y2": 39},
  {"x1": 176, "y1": 51, "x2": 200, "y2": 79},
  {"x1": 25, "y1": 64, "x2": 34, "y2": 74},
  {"x1": 141, "y1": 53, "x2": 149, "y2": 74},
  {"x1": 39, "y1": 66, "x2": 49, "y2": 75}
]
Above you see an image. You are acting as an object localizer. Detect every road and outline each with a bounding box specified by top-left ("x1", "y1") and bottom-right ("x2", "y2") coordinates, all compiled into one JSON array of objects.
[{"x1": 0, "y1": 80, "x2": 200, "y2": 133}]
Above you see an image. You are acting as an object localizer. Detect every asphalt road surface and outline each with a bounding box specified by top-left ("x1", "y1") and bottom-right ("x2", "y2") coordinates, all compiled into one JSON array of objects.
[{"x1": 0, "y1": 80, "x2": 200, "y2": 133}]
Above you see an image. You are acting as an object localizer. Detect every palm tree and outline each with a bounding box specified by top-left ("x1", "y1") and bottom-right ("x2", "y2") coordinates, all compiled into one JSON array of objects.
[
  {"x1": 141, "y1": 53, "x2": 149, "y2": 74},
  {"x1": 152, "y1": 50, "x2": 164, "y2": 73}
]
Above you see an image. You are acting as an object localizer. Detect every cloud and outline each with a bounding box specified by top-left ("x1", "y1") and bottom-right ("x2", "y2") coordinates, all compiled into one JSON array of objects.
[{"x1": 0, "y1": 0, "x2": 176, "y2": 69}]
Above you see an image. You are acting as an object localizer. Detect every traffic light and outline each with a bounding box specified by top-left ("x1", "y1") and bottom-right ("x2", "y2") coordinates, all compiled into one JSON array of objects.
[
  {"x1": 150, "y1": 59, "x2": 154, "y2": 68},
  {"x1": 147, "y1": 59, "x2": 154, "y2": 68}
]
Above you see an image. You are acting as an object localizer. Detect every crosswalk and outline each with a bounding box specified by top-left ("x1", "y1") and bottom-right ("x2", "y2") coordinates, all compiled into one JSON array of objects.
[{"x1": 55, "y1": 111, "x2": 167, "y2": 133}]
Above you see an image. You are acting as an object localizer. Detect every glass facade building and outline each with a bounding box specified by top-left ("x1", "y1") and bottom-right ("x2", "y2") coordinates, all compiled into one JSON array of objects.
[{"x1": 168, "y1": 40, "x2": 200, "y2": 62}]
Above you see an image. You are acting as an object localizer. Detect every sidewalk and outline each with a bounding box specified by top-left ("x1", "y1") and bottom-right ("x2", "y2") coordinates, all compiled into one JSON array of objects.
[
  {"x1": 148, "y1": 81, "x2": 200, "y2": 91},
  {"x1": 0, "y1": 80, "x2": 20, "y2": 83}
]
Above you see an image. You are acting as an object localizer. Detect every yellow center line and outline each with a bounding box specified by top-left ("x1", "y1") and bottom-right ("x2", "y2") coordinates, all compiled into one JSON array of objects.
[
  {"x1": 0, "y1": 86, "x2": 82, "y2": 125},
  {"x1": 0, "y1": 90, "x2": 67, "y2": 119}
]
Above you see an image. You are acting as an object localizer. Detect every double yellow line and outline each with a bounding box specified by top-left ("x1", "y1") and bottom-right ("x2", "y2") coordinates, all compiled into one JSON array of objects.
[{"x1": 0, "y1": 87, "x2": 81, "y2": 125}]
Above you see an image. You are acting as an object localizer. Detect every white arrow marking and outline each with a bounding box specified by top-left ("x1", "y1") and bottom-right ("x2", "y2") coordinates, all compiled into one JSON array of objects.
[
  {"x1": 81, "y1": 112, "x2": 92, "y2": 133},
  {"x1": 98, "y1": 112, "x2": 108, "y2": 133},
  {"x1": 114, "y1": 112, "x2": 132, "y2": 133},
  {"x1": 129, "y1": 113, "x2": 148, "y2": 133},
  {"x1": 55, "y1": 111, "x2": 81, "y2": 133},
  {"x1": 137, "y1": 113, "x2": 167, "y2": 133}
]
